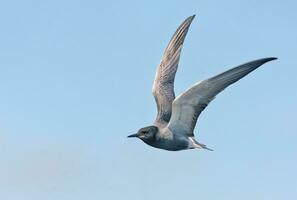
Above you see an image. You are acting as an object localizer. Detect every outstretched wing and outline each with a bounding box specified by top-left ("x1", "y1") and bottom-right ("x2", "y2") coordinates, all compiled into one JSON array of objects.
[
  {"x1": 152, "y1": 15, "x2": 195, "y2": 125},
  {"x1": 168, "y1": 57, "x2": 277, "y2": 136}
]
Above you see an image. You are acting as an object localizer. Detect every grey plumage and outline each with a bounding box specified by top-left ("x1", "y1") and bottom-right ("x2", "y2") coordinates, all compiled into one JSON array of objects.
[
  {"x1": 153, "y1": 15, "x2": 195, "y2": 125},
  {"x1": 168, "y1": 57, "x2": 277, "y2": 137},
  {"x1": 128, "y1": 15, "x2": 277, "y2": 151}
]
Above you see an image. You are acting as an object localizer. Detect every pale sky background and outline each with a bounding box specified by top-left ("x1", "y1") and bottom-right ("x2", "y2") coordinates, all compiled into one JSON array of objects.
[{"x1": 0, "y1": 0, "x2": 296, "y2": 200}]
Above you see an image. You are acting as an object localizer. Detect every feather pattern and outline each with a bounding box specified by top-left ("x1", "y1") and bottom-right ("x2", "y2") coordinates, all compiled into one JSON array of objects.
[
  {"x1": 152, "y1": 15, "x2": 195, "y2": 125},
  {"x1": 167, "y1": 57, "x2": 277, "y2": 136}
]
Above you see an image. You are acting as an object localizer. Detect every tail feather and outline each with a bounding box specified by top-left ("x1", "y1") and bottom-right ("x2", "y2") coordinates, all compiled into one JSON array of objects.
[
  {"x1": 191, "y1": 137, "x2": 213, "y2": 151},
  {"x1": 196, "y1": 142, "x2": 214, "y2": 151}
]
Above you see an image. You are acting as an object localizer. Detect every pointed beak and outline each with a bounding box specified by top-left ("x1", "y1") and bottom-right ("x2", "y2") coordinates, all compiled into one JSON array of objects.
[{"x1": 127, "y1": 133, "x2": 138, "y2": 138}]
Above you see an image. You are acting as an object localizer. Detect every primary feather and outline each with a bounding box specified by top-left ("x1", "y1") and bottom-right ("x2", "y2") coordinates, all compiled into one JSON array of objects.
[
  {"x1": 167, "y1": 57, "x2": 277, "y2": 136},
  {"x1": 152, "y1": 15, "x2": 195, "y2": 125}
]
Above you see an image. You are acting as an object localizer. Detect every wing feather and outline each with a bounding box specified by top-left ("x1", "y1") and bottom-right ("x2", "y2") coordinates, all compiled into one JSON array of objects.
[
  {"x1": 152, "y1": 15, "x2": 195, "y2": 125},
  {"x1": 168, "y1": 57, "x2": 277, "y2": 136}
]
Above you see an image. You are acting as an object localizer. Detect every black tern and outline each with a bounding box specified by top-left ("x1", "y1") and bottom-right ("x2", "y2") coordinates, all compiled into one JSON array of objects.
[{"x1": 128, "y1": 15, "x2": 277, "y2": 151}]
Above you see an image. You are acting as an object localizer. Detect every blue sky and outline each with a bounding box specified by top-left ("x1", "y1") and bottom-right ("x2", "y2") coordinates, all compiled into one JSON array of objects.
[{"x1": 0, "y1": 0, "x2": 296, "y2": 199}]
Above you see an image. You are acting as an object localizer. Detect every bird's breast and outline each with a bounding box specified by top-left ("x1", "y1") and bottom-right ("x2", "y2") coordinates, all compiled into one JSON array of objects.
[{"x1": 145, "y1": 128, "x2": 189, "y2": 151}]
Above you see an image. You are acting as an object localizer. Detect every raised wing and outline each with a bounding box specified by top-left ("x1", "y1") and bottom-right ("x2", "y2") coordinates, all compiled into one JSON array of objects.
[
  {"x1": 168, "y1": 57, "x2": 277, "y2": 136},
  {"x1": 152, "y1": 15, "x2": 195, "y2": 125}
]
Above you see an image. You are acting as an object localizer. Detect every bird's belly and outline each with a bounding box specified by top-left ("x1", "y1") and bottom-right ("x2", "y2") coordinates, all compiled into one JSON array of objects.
[{"x1": 144, "y1": 137, "x2": 189, "y2": 151}]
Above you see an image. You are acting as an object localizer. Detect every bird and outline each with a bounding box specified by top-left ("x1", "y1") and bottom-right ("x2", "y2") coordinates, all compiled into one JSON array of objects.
[{"x1": 127, "y1": 15, "x2": 277, "y2": 151}]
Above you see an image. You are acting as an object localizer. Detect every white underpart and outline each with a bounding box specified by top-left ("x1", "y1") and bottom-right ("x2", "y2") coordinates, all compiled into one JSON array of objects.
[{"x1": 188, "y1": 137, "x2": 201, "y2": 149}]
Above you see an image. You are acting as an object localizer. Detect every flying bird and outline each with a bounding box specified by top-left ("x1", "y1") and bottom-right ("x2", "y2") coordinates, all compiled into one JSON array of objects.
[{"x1": 128, "y1": 15, "x2": 277, "y2": 151}]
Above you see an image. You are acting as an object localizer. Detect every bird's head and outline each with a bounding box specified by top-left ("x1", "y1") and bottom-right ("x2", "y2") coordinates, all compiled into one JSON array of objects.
[{"x1": 127, "y1": 126, "x2": 158, "y2": 141}]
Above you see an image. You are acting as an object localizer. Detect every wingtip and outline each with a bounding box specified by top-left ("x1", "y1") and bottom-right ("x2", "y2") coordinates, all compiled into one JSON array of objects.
[
  {"x1": 186, "y1": 14, "x2": 196, "y2": 22},
  {"x1": 267, "y1": 57, "x2": 278, "y2": 61},
  {"x1": 260, "y1": 57, "x2": 278, "y2": 64},
  {"x1": 249, "y1": 57, "x2": 277, "y2": 65}
]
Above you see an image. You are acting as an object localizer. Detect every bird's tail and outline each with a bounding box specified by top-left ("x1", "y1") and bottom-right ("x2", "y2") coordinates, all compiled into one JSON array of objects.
[{"x1": 191, "y1": 138, "x2": 213, "y2": 151}]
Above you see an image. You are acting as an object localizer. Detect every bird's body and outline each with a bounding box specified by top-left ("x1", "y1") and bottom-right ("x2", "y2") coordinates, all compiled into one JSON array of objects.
[
  {"x1": 143, "y1": 127, "x2": 189, "y2": 151},
  {"x1": 135, "y1": 125, "x2": 213, "y2": 151},
  {"x1": 128, "y1": 15, "x2": 276, "y2": 151}
]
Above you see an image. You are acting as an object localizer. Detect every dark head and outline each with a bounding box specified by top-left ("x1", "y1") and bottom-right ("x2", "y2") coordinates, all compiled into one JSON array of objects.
[{"x1": 127, "y1": 126, "x2": 158, "y2": 141}]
